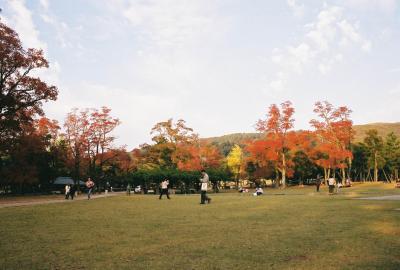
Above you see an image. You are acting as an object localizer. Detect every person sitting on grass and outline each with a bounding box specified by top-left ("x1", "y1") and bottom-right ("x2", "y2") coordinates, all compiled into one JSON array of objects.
[
  {"x1": 395, "y1": 181, "x2": 400, "y2": 188},
  {"x1": 253, "y1": 187, "x2": 263, "y2": 196}
]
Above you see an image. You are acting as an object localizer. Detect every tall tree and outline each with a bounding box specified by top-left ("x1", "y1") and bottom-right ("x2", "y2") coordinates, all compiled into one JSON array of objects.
[
  {"x1": 0, "y1": 21, "x2": 58, "y2": 151},
  {"x1": 226, "y1": 144, "x2": 243, "y2": 188},
  {"x1": 87, "y1": 106, "x2": 120, "y2": 178},
  {"x1": 63, "y1": 108, "x2": 90, "y2": 183},
  {"x1": 310, "y1": 101, "x2": 353, "y2": 182},
  {"x1": 383, "y1": 132, "x2": 400, "y2": 181},
  {"x1": 150, "y1": 119, "x2": 198, "y2": 169},
  {"x1": 363, "y1": 129, "x2": 384, "y2": 182},
  {"x1": 255, "y1": 101, "x2": 295, "y2": 188},
  {"x1": 63, "y1": 107, "x2": 120, "y2": 184}
]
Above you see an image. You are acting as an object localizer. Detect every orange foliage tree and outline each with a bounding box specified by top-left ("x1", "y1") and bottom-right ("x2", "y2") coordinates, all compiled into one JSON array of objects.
[
  {"x1": 249, "y1": 101, "x2": 296, "y2": 187},
  {"x1": 63, "y1": 107, "x2": 120, "y2": 183},
  {"x1": 310, "y1": 101, "x2": 353, "y2": 182}
]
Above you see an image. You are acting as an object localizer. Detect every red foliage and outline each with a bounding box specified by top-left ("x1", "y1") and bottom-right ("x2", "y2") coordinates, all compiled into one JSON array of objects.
[{"x1": 310, "y1": 101, "x2": 354, "y2": 172}]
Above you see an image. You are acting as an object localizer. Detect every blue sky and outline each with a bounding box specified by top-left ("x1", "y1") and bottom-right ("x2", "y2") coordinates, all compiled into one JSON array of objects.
[{"x1": 1, "y1": 0, "x2": 400, "y2": 149}]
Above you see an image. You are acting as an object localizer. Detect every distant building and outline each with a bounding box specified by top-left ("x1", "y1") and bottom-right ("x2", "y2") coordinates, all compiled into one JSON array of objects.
[{"x1": 53, "y1": 177, "x2": 85, "y2": 186}]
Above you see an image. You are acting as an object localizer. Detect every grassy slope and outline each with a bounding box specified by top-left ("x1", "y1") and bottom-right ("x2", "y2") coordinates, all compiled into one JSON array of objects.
[{"x1": 0, "y1": 183, "x2": 399, "y2": 270}]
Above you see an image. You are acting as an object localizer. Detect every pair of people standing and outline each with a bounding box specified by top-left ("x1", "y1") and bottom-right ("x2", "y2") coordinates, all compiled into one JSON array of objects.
[
  {"x1": 64, "y1": 184, "x2": 77, "y2": 200},
  {"x1": 158, "y1": 170, "x2": 212, "y2": 204}
]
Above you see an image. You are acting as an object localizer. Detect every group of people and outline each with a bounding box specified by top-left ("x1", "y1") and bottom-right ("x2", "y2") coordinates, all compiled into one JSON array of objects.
[
  {"x1": 315, "y1": 175, "x2": 352, "y2": 195},
  {"x1": 64, "y1": 177, "x2": 95, "y2": 200},
  {"x1": 158, "y1": 170, "x2": 212, "y2": 204},
  {"x1": 64, "y1": 184, "x2": 77, "y2": 200}
]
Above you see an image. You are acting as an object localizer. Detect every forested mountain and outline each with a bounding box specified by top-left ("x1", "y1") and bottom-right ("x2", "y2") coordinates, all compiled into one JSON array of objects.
[{"x1": 203, "y1": 122, "x2": 400, "y2": 147}]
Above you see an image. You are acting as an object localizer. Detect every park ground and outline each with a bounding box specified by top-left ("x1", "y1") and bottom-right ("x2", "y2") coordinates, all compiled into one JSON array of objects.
[{"x1": 0, "y1": 183, "x2": 399, "y2": 270}]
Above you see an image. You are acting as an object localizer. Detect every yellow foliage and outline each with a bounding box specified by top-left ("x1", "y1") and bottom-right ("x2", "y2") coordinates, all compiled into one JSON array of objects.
[{"x1": 226, "y1": 144, "x2": 242, "y2": 175}]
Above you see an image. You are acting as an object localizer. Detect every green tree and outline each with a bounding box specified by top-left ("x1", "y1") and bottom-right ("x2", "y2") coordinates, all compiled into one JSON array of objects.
[
  {"x1": 351, "y1": 143, "x2": 369, "y2": 181},
  {"x1": 383, "y1": 132, "x2": 400, "y2": 181},
  {"x1": 293, "y1": 151, "x2": 319, "y2": 185},
  {"x1": 363, "y1": 129, "x2": 384, "y2": 182}
]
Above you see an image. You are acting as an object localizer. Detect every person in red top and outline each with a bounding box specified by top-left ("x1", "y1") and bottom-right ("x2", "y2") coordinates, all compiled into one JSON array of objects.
[{"x1": 86, "y1": 177, "x2": 95, "y2": 200}]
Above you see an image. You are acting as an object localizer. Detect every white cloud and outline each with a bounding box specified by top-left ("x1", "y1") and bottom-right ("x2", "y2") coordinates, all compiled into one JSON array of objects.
[
  {"x1": 5, "y1": 0, "x2": 61, "y2": 92},
  {"x1": 7, "y1": 0, "x2": 47, "y2": 51},
  {"x1": 269, "y1": 4, "x2": 372, "y2": 88},
  {"x1": 122, "y1": 0, "x2": 217, "y2": 49},
  {"x1": 287, "y1": 0, "x2": 305, "y2": 18},
  {"x1": 344, "y1": 0, "x2": 397, "y2": 13},
  {"x1": 39, "y1": 0, "x2": 49, "y2": 10}
]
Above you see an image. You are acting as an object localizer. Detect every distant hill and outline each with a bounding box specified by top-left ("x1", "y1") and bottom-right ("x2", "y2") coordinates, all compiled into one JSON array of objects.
[
  {"x1": 203, "y1": 123, "x2": 400, "y2": 146},
  {"x1": 353, "y1": 122, "x2": 400, "y2": 142}
]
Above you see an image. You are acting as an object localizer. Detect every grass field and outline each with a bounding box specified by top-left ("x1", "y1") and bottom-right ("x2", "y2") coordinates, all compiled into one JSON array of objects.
[{"x1": 0, "y1": 183, "x2": 399, "y2": 270}]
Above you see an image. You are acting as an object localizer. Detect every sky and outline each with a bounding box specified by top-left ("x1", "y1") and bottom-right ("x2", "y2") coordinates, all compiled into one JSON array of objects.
[{"x1": 1, "y1": 0, "x2": 400, "y2": 149}]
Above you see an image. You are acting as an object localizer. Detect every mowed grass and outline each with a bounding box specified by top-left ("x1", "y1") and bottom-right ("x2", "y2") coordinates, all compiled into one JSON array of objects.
[{"x1": 0, "y1": 184, "x2": 399, "y2": 270}]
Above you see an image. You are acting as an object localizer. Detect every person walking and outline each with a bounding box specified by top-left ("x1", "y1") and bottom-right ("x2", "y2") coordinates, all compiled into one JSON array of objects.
[
  {"x1": 86, "y1": 177, "x2": 95, "y2": 200},
  {"x1": 328, "y1": 177, "x2": 336, "y2": 195},
  {"x1": 316, "y1": 174, "x2": 322, "y2": 192},
  {"x1": 200, "y1": 170, "x2": 211, "y2": 204},
  {"x1": 159, "y1": 179, "x2": 170, "y2": 199},
  {"x1": 69, "y1": 184, "x2": 77, "y2": 200},
  {"x1": 126, "y1": 183, "x2": 131, "y2": 196},
  {"x1": 65, "y1": 185, "x2": 70, "y2": 200}
]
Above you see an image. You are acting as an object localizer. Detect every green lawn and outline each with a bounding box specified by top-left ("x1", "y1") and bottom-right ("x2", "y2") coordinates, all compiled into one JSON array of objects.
[{"x1": 0, "y1": 183, "x2": 399, "y2": 269}]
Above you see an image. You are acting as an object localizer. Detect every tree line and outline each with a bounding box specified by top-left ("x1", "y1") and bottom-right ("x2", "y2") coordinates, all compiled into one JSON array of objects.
[{"x1": 1, "y1": 21, "x2": 399, "y2": 194}]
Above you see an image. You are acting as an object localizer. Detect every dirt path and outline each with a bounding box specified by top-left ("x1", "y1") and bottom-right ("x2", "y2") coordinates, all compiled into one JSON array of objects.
[
  {"x1": 356, "y1": 195, "x2": 400, "y2": 201},
  {"x1": 0, "y1": 192, "x2": 124, "y2": 209}
]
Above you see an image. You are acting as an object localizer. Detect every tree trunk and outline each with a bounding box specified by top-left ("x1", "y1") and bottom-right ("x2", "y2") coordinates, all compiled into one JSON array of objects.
[
  {"x1": 281, "y1": 153, "x2": 286, "y2": 188},
  {"x1": 324, "y1": 168, "x2": 329, "y2": 185},
  {"x1": 374, "y1": 151, "x2": 378, "y2": 182},
  {"x1": 382, "y1": 169, "x2": 390, "y2": 183},
  {"x1": 341, "y1": 167, "x2": 346, "y2": 183}
]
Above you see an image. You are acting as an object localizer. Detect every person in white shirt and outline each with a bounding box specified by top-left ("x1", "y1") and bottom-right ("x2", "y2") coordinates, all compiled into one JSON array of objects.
[
  {"x1": 328, "y1": 177, "x2": 336, "y2": 195},
  {"x1": 159, "y1": 179, "x2": 170, "y2": 199},
  {"x1": 200, "y1": 170, "x2": 211, "y2": 204},
  {"x1": 65, "y1": 185, "x2": 70, "y2": 200}
]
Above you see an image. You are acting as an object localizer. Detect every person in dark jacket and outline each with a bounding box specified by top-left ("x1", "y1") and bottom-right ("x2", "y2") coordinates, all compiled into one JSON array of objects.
[
  {"x1": 316, "y1": 174, "x2": 322, "y2": 192},
  {"x1": 69, "y1": 184, "x2": 77, "y2": 200}
]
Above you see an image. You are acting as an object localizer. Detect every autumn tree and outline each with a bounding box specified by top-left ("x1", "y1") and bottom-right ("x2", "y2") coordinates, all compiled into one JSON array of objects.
[
  {"x1": 310, "y1": 101, "x2": 353, "y2": 183},
  {"x1": 63, "y1": 107, "x2": 120, "y2": 185},
  {"x1": 63, "y1": 108, "x2": 90, "y2": 183},
  {"x1": 0, "y1": 117, "x2": 62, "y2": 193},
  {"x1": 0, "y1": 21, "x2": 58, "y2": 152},
  {"x1": 226, "y1": 144, "x2": 243, "y2": 188},
  {"x1": 150, "y1": 119, "x2": 198, "y2": 169},
  {"x1": 255, "y1": 101, "x2": 295, "y2": 188},
  {"x1": 87, "y1": 107, "x2": 120, "y2": 178}
]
